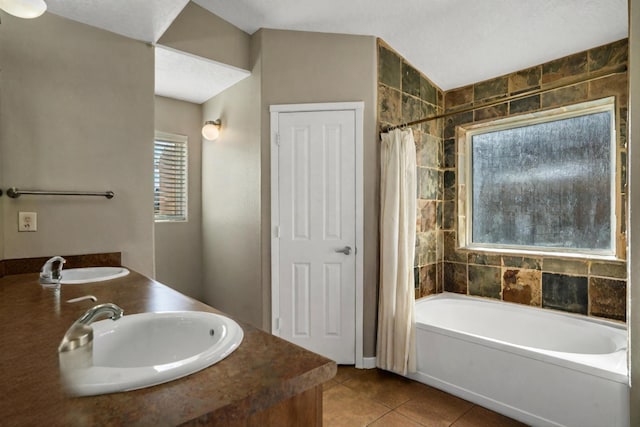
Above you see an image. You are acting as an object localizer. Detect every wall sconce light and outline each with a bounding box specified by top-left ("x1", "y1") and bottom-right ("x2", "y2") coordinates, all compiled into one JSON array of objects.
[
  {"x1": 0, "y1": 0, "x2": 47, "y2": 18},
  {"x1": 202, "y1": 120, "x2": 221, "y2": 141}
]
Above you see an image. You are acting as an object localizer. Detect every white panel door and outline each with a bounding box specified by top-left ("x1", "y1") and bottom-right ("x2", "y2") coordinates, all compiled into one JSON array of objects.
[{"x1": 276, "y1": 110, "x2": 356, "y2": 364}]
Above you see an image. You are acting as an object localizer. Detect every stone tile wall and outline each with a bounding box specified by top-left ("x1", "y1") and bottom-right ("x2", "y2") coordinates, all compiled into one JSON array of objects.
[
  {"x1": 442, "y1": 39, "x2": 628, "y2": 322},
  {"x1": 377, "y1": 38, "x2": 628, "y2": 322},
  {"x1": 377, "y1": 39, "x2": 445, "y2": 299}
]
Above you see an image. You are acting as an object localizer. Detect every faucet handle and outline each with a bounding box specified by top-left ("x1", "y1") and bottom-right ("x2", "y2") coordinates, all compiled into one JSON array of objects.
[{"x1": 58, "y1": 323, "x2": 93, "y2": 353}]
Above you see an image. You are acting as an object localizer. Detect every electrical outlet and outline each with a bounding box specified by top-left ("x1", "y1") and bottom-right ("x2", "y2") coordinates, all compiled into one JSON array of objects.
[{"x1": 18, "y1": 212, "x2": 37, "y2": 232}]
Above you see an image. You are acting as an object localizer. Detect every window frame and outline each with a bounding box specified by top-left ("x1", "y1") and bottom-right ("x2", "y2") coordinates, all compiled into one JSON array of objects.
[
  {"x1": 456, "y1": 96, "x2": 619, "y2": 260},
  {"x1": 154, "y1": 131, "x2": 188, "y2": 223}
]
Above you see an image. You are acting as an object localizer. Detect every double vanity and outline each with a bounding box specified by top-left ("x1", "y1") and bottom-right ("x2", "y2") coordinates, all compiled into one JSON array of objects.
[{"x1": 0, "y1": 254, "x2": 335, "y2": 426}]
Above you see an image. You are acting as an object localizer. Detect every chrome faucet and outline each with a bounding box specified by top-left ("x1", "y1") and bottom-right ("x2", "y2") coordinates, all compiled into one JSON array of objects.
[
  {"x1": 40, "y1": 256, "x2": 66, "y2": 285},
  {"x1": 74, "y1": 302, "x2": 124, "y2": 326},
  {"x1": 58, "y1": 303, "x2": 124, "y2": 353}
]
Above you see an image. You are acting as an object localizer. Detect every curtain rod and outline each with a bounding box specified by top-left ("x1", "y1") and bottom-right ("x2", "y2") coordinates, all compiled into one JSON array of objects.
[{"x1": 382, "y1": 64, "x2": 628, "y2": 133}]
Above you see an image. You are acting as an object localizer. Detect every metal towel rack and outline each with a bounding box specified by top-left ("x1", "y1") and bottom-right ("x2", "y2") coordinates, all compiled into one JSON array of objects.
[{"x1": 5, "y1": 187, "x2": 115, "y2": 199}]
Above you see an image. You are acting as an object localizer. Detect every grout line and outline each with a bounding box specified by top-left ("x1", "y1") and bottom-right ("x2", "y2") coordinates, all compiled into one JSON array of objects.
[
  {"x1": 329, "y1": 368, "x2": 521, "y2": 427},
  {"x1": 391, "y1": 405, "x2": 429, "y2": 427},
  {"x1": 365, "y1": 407, "x2": 393, "y2": 426},
  {"x1": 449, "y1": 404, "x2": 476, "y2": 426},
  {"x1": 367, "y1": 408, "x2": 431, "y2": 427}
]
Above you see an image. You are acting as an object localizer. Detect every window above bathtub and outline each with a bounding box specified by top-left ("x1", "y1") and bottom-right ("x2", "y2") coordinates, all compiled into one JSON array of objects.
[{"x1": 457, "y1": 97, "x2": 621, "y2": 259}]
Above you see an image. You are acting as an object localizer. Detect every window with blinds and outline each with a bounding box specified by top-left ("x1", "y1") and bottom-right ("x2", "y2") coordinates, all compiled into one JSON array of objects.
[{"x1": 154, "y1": 131, "x2": 188, "y2": 222}]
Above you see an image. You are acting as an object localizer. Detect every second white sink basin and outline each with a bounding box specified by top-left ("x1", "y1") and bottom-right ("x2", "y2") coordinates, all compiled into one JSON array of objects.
[
  {"x1": 60, "y1": 267, "x2": 129, "y2": 284},
  {"x1": 59, "y1": 311, "x2": 243, "y2": 396}
]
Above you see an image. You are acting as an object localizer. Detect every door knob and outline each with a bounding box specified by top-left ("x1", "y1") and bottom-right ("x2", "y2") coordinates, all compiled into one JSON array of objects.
[{"x1": 335, "y1": 246, "x2": 352, "y2": 255}]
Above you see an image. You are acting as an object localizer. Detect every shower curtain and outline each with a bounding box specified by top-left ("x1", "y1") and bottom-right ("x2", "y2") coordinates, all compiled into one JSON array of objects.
[{"x1": 376, "y1": 128, "x2": 417, "y2": 375}]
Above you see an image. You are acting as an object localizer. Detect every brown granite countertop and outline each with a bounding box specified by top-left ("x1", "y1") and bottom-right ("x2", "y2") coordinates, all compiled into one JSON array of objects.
[{"x1": 0, "y1": 270, "x2": 336, "y2": 426}]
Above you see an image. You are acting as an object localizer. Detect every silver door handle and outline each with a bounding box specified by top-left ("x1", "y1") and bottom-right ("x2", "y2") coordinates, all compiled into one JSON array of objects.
[{"x1": 335, "y1": 246, "x2": 351, "y2": 255}]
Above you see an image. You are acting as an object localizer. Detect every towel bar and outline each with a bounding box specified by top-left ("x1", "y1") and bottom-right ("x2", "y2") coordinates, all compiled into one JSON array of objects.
[{"x1": 6, "y1": 187, "x2": 114, "y2": 199}]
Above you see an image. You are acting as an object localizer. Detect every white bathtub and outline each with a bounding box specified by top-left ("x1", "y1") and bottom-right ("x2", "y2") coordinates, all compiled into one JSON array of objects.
[{"x1": 408, "y1": 293, "x2": 629, "y2": 427}]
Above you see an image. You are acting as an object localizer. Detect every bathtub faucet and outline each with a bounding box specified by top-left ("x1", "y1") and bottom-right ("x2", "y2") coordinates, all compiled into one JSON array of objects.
[{"x1": 40, "y1": 256, "x2": 66, "y2": 285}]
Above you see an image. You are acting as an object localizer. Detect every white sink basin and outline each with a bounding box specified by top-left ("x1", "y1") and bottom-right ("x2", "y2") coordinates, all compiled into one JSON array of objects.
[
  {"x1": 59, "y1": 311, "x2": 243, "y2": 396},
  {"x1": 60, "y1": 267, "x2": 129, "y2": 284}
]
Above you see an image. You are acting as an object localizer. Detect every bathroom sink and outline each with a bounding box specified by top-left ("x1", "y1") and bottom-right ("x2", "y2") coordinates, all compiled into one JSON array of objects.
[
  {"x1": 60, "y1": 267, "x2": 129, "y2": 284},
  {"x1": 59, "y1": 311, "x2": 244, "y2": 396}
]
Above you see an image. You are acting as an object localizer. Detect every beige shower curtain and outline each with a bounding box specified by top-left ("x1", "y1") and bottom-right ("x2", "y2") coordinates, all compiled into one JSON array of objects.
[{"x1": 377, "y1": 128, "x2": 416, "y2": 375}]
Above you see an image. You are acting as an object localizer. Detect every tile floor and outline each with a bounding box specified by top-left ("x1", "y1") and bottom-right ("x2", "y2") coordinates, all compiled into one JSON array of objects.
[{"x1": 323, "y1": 366, "x2": 527, "y2": 427}]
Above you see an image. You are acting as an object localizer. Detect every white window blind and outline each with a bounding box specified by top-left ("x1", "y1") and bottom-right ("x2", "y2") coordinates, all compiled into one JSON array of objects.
[{"x1": 154, "y1": 131, "x2": 188, "y2": 222}]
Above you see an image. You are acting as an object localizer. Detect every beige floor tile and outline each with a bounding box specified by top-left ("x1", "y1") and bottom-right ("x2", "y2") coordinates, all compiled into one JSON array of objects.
[
  {"x1": 323, "y1": 378, "x2": 340, "y2": 391},
  {"x1": 342, "y1": 368, "x2": 423, "y2": 409},
  {"x1": 334, "y1": 365, "x2": 368, "y2": 383},
  {"x1": 323, "y1": 384, "x2": 391, "y2": 427},
  {"x1": 323, "y1": 369, "x2": 523, "y2": 427},
  {"x1": 395, "y1": 386, "x2": 474, "y2": 427},
  {"x1": 368, "y1": 411, "x2": 425, "y2": 427},
  {"x1": 451, "y1": 405, "x2": 528, "y2": 427}
]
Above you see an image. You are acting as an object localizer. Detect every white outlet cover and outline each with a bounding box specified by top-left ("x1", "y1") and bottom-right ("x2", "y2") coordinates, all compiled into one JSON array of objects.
[{"x1": 18, "y1": 212, "x2": 37, "y2": 232}]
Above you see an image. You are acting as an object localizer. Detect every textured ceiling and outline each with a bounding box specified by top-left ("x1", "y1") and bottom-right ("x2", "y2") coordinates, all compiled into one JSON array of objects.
[
  {"x1": 45, "y1": 0, "x2": 629, "y2": 98},
  {"x1": 195, "y1": 0, "x2": 628, "y2": 90},
  {"x1": 46, "y1": 0, "x2": 189, "y2": 43},
  {"x1": 155, "y1": 46, "x2": 250, "y2": 104}
]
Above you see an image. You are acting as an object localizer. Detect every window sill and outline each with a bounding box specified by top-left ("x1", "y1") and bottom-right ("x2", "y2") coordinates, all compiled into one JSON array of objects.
[{"x1": 459, "y1": 245, "x2": 623, "y2": 262}]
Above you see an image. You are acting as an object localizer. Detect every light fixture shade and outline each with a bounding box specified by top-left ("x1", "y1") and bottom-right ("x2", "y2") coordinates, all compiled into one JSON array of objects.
[
  {"x1": 0, "y1": 0, "x2": 47, "y2": 18},
  {"x1": 202, "y1": 120, "x2": 221, "y2": 141}
]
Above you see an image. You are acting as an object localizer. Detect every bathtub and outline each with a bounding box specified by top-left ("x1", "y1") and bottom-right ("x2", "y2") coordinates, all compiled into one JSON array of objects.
[{"x1": 408, "y1": 293, "x2": 629, "y2": 427}]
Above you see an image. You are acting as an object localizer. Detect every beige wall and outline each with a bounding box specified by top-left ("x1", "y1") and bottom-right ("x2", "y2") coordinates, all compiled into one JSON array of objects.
[
  {"x1": 155, "y1": 2, "x2": 254, "y2": 305},
  {"x1": 158, "y1": 2, "x2": 250, "y2": 71},
  {"x1": 199, "y1": 29, "x2": 379, "y2": 358},
  {"x1": 629, "y1": 0, "x2": 639, "y2": 423},
  {"x1": 154, "y1": 96, "x2": 204, "y2": 299},
  {"x1": 201, "y1": 36, "x2": 262, "y2": 326},
  {"x1": 258, "y1": 29, "x2": 379, "y2": 357},
  {"x1": 0, "y1": 12, "x2": 155, "y2": 276}
]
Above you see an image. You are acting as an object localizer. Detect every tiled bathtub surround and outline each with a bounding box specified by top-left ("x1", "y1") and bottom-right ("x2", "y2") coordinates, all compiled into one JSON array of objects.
[
  {"x1": 445, "y1": 255, "x2": 626, "y2": 321},
  {"x1": 377, "y1": 38, "x2": 628, "y2": 321},
  {"x1": 443, "y1": 39, "x2": 628, "y2": 322},
  {"x1": 377, "y1": 40, "x2": 445, "y2": 299}
]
